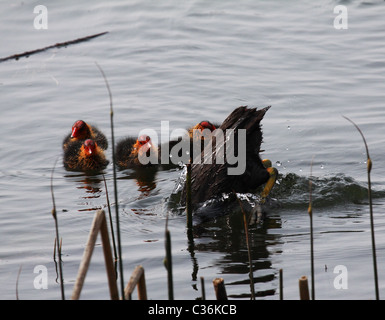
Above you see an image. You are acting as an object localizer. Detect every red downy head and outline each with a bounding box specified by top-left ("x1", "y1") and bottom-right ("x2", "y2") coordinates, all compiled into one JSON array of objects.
[
  {"x1": 136, "y1": 135, "x2": 152, "y2": 152},
  {"x1": 190, "y1": 121, "x2": 216, "y2": 140},
  {"x1": 71, "y1": 120, "x2": 90, "y2": 139},
  {"x1": 84, "y1": 139, "x2": 97, "y2": 156},
  {"x1": 199, "y1": 121, "x2": 216, "y2": 131}
]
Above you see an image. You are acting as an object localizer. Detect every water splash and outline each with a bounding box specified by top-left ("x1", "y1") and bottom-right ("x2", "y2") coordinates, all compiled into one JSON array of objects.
[
  {"x1": 167, "y1": 167, "x2": 385, "y2": 223},
  {"x1": 271, "y1": 172, "x2": 385, "y2": 209}
]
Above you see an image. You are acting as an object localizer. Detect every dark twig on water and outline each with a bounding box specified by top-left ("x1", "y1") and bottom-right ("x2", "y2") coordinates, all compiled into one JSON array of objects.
[
  {"x1": 96, "y1": 62, "x2": 125, "y2": 299},
  {"x1": 0, "y1": 32, "x2": 108, "y2": 63},
  {"x1": 343, "y1": 116, "x2": 379, "y2": 300},
  {"x1": 51, "y1": 157, "x2": 65, "y2": 300}
]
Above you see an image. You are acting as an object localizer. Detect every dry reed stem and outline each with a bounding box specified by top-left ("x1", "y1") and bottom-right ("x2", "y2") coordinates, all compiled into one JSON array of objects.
[
  {"x1": 343, "y1": 116, "x2": 379, "y2": 300},
  {"x1": 165, "y1": 229, "x2": 174, "y2": 300},
  {"x1": 200, "y1": 276, "x2": 206, "y2": 300},
  {"x1": 102, "y1": 174, "x2": 118, "y2": 267},
  {"x1": 186, "y1": 163, "x2": 193, "y2": 230},
  {"x1": 213, "y1": 278, "x2": 228, "y2": 300},
  {"x1": 235, "y1": 193, "x2": 255, "y2": 300},
  {"x1": 279, "y1": 268, "x2": 283, "y2": 300},
  {"x1": 299, "y1": 276, "x2": 310, "y2": 300},
  {"x1": 71, "y1": 210, "x2": 119, "y2": 300},
  {"x1": 125, "y1": 265, "x2": 147, "y2": 300},
  {"x1": 96, "y1": 62, "x2": 125, "y2": 299},
  {"x1": 50, "y1": 157, "x2": 65, "y2": 300},
  {"x1": 16, "y1": 265, "x2": 22, "y2": 300},
  {"x1": 309, "y1": 156, "x2": 315, "y2": 300}
]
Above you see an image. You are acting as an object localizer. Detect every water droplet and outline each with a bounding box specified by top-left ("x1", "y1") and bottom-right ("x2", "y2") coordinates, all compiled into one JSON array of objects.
[
  {"x1": 276, "y1": 161, "x2": 282, "y2": 167},
  {"x1": 287, "y1": 126, "x2": 291, "y2": 130},
  {"x1": 320, "y1": 164, "x2": 324, "y2": 169}
]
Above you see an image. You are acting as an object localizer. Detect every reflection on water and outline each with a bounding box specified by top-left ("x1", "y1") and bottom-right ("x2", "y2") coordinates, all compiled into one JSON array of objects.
[
  {"x1": 130, "y1": 208, "x2": 158, "y2": 216},
  {"x1": 64, "y1": 167, "x2": 159, "y2": 212},
  {"x1": 126, "y1": 167, "x2": 158, "y2": 197},
  {"x1": 186, "y1": 210, "x2": 283, "y2": 298},
  {"x1": 118, "y1": 166, "x2": 158, "y2": 200},
  {"x1": 64, "y1": 172, "x2": 105, "y2": 212},
  {"x1": 76, "y1": 176, "x2": 103, "y2": 199}
]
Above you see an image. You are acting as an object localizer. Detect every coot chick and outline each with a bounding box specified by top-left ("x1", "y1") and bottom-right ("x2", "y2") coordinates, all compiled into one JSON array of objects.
[
  {"x1": 63, "y1": 139, "x2": 109, "y2": 172},
  {"x1": 166, "y1": 121, "x2": 220, "y2": 165},
  {"x1": 187, "y1": 121, "x2": 218, "y2": 138},
  {"x1": 115, "y1": 122, "x2": 219, "y2": 170},
  {"x1": 181, "y1": 106, "x2": 277, "y2": 210},
  {"x1": 63, "y1": 120, "x2": 108, "y2": 150},
  {"x1": 115, "y1": 135, "x2": 158, "y2": 169}
]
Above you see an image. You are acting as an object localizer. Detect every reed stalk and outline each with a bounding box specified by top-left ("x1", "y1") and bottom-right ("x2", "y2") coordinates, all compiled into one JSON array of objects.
[
  {"x1": 50, "y1": 157, "x2": 65, "y2": 300},
  {"x1": 279, "y1": 268, "x2": 283, "y2": 300},
  {"x1": 343, "y1": 116, "x2": 379, "y2": 300},
  {"x1": 102, "y1": 174, "x2": 118, "y2": 269},
  {"x1": 213, "y1": 278, "x2": 228, "y2": 300},
  {"x1": 299, "y1": 276, "x2": 310, "y2": 300},
  {"x1": 125, "y1": 265, "x2": 147, "y2": 300},
  {"x1": 71, "y1": 210, "x2": 119, "y2": 300},
  {"x1": 16, "y1": 265, "x2": 22, "y2": 300},
  {"x1": 99, "y1": 211, "x2": 120, "y2": 300},
  {"x1": 165, "y1": 228, "x2": 174, "y2": 300},
  {"x1": 308, "y1": 156, "x2": 315, "y2": 300},
  {"x1": 53, "y1": 237, "x2": 56, "y2": 260},
  {"x1": 186, "y1": 163, "x2": 193, "y2": 230},
  {"x1": 200, "y1": 276, "x2": 206, "y2": 300},
  {"x1": 96, "y1": 62, "x2": 125, "y2": 299},
  {"x1": 163, "y1": 187, "x2": 174, "y2": 300},
  {"x1": 235, "y1": 194, "x2": 255, "y2": 300}
]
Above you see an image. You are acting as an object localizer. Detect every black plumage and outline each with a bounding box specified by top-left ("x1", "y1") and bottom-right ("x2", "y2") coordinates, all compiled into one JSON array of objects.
[{"x1": 181, "y1": 106, "x2": 271, "y2": 208}]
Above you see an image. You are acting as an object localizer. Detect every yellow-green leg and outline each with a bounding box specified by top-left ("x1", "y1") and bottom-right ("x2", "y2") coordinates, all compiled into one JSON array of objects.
[{"x1": 260, "y1": 159, "x2": 278, "y2": 204}]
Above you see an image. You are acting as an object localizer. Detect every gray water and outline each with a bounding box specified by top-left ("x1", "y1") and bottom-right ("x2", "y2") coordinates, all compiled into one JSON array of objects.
[{"x1": 1, "y1": 0, "x2": 385, "y2": 300}]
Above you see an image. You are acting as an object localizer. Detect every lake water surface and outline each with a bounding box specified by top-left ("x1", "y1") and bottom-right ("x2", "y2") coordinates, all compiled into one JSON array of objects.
[{"x1": 1, "y1": 0, "x2": 385, "y2": 300}]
